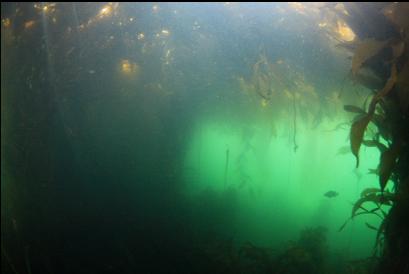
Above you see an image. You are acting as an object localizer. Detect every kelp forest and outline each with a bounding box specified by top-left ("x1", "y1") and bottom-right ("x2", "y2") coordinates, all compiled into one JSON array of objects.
[{"x1": 1, "y1": 3, "x2": 409, "y2": 274}]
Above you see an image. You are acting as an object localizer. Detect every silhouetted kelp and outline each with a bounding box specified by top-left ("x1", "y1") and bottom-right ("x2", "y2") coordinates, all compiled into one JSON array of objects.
[{"x1": 337, "y1": 4, "x2": 409, "y2": 272}]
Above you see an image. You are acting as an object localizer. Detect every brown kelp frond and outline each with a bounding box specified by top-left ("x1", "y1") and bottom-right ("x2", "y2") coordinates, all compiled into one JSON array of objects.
[
  {"x1": 374, "y1": 63, "x2": 398, "y2": 100},
  {"x1": 344, "y1": 104, "x2": 367, "y2": 114},
  {"x1": 340, "y1": 187, "x2": 395, "y2": 228},
  {"x1": 362, "y1": 139, "x2": 388, "y2": 153},
  {"x1": 342, "y1": 3, "x2": 408, "y2": 270},
  {"x1": 338, "y1": 210, "x2": 381, "y2": 232},
  {"x1": 351, "y1": 38, "x2": 389, "y2": 76},
  {"x1": 351, "y1": 195, "x2": 378, "y2": 219},
  {"x1": 348, "y1": 35, "x2": 401, "y2": 169},
  {"x1": 360, "y1": 188, "x2": 381, "y2": 198},
  {"x1": 379, "y1": 141, "x2": 401, "y2": 191},
  {"x1": 360, "y1": 188, "x2": 395, "y2": 204},
  {"x1": 350, "y1": 114, "x2": 372, "y2": 167},
  {"x1": 339, "y1": 188, "x2": 393, "y2": 233},
  {"x1": 351, "y1": 191, "x2": 395, "y2": 219}
]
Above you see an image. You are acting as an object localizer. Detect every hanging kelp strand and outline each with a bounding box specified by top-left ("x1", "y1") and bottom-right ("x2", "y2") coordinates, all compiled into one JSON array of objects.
[
  {"x1": 293, "y1": 94, "x2": 298, "y2": 152},
  {"x1": 223, "y1": 148, "x2": 230, "y2": 190}
]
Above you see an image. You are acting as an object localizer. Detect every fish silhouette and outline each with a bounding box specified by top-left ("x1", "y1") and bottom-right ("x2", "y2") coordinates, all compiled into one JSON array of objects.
[{"x1": 324, "y1": 191, "x2": 339, "y2": 198}]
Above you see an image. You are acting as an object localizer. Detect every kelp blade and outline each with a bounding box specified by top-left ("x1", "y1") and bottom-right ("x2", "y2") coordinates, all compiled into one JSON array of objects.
[
  {"x1": 350, "y1": 114, "x2": 372, "y2": 167},
  {"x1": 379, "y1": 143, "x2": 400, "y2": 191}
]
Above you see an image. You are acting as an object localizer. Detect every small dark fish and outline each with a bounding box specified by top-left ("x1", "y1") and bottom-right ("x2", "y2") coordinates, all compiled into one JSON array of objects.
[{"x1": 324, "y1": 190, "x2": 339, "y2": 198}]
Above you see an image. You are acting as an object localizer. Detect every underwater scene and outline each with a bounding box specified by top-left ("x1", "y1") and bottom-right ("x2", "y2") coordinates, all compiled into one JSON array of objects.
[{"x1": 1, "y1": 3, "x2": 409, "y2": 274}]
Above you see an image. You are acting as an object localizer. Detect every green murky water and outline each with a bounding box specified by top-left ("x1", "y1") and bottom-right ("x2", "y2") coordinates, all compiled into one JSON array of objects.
[{"x1": 2, "y1": 3, "x2": 394, "y2": 273}]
